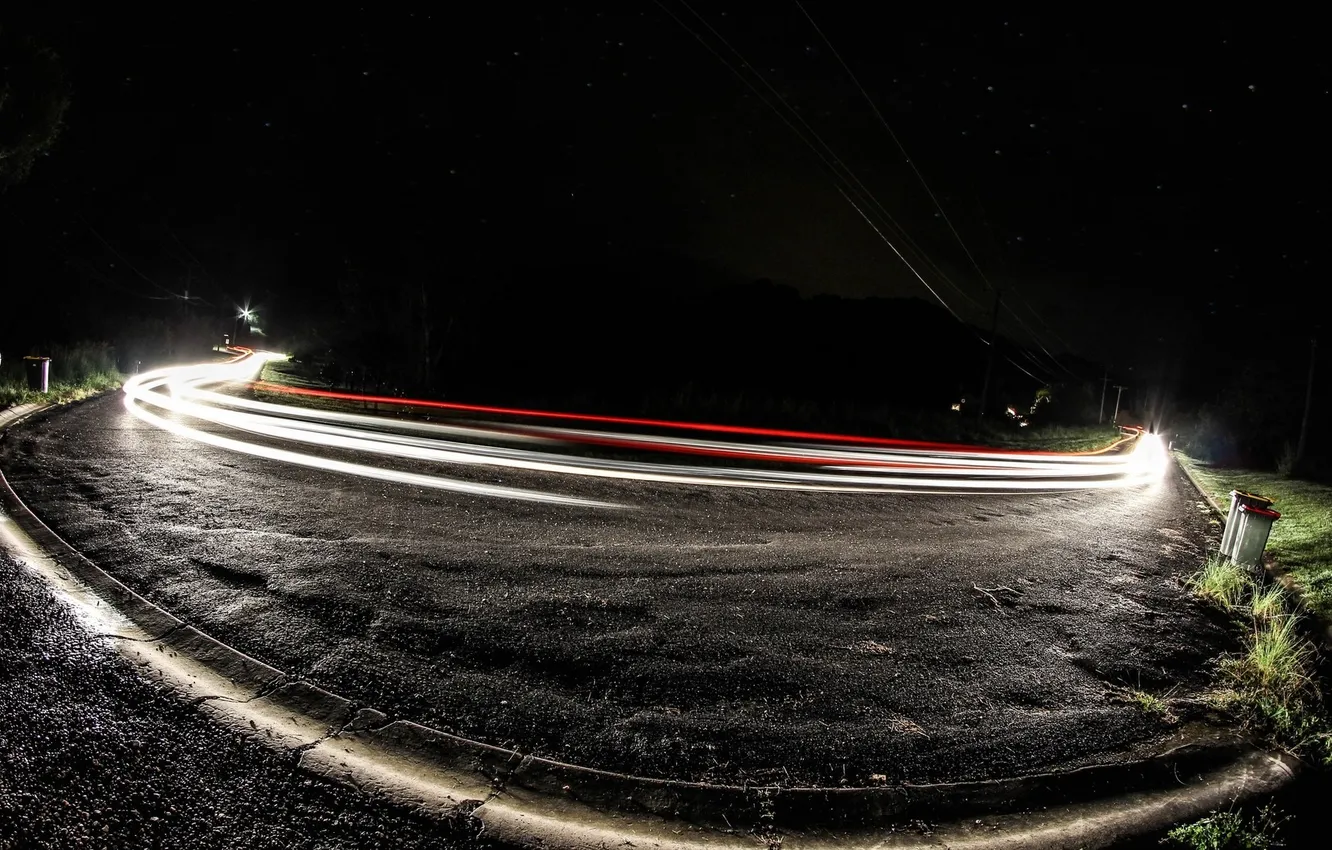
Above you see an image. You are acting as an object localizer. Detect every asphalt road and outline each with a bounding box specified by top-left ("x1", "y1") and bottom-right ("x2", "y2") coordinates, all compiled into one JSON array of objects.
[
  {"x1": 0, "y1": 392, "x2": 1235, "y2": 788},
  {"x1": 0, "y1": 548, "x2": 482, "y2": 850}
]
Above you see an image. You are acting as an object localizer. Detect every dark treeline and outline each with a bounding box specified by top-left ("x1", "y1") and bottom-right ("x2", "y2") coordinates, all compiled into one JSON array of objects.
[
  {"x1": 5, "y1": 260, "x2": 1323, "y2": 477},
  {"x1": 1176, "y1": 345, "x2": 1328, "y2": 478},
  {"x1": 264, "y1": 263, "x2": 1109, "y2": 436}
]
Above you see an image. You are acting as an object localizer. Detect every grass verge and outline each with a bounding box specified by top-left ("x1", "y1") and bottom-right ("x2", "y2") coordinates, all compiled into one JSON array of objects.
[
  {"x1": 1249, "y1": 585, "x2": 1286, "y2": 624},
  {"x1": 1174, "y1": 562, "x2": 1329, "y2": 845},
  {"x1": 1184, "y1": 557, "x2": 1331, "y2": 763},
  {"x1": 0, "y1": 371, "x2": 124, "y2": 410},
  {"x1": 1176, "y1": 453, "x2": 1332, "y2": 624},
  {"x1": 967, "y1": 423, "x2": 1127, "y2": 453}
]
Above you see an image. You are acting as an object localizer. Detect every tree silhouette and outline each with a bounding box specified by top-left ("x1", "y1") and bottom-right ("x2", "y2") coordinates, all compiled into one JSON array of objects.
[{"x1": 0, "y1": 26, "x2": 70, "y2": 188}]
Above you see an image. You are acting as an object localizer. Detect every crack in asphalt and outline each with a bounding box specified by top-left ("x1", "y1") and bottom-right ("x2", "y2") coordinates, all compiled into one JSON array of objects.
[{"x1": 98, "y1": 622, "x2": 188, "y2": 644}]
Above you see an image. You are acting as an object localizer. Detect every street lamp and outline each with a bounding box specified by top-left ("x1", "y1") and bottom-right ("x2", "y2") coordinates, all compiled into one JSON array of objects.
[{"x1": 233, "y1": 308, "x2": 254, "y2": 344}]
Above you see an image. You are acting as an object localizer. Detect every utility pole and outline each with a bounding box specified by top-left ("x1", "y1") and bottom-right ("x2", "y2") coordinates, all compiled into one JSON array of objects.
[
  {"x1": 1112, "y1": 385, "x2": 1127, "y2": 424},
  {"x1": 1099, "y1": 368, "x2": 1110, "y2": 423},
  {"x1": 1296, "y1": 336, "x2": 1317, "y2": 469},
  {"x1": 978, "y1": 289, "x2": 1002, "y2": 417}
]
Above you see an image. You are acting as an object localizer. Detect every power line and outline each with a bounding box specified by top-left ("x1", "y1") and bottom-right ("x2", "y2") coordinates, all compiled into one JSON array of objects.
[
  {"x1": 796, "y1": 2, "x2": 1083, "y2": 381},
  {"x1": 675, "y1": 1, "x2": 987, "y2": 316},
  {"x1": 83, "y1": 218, "x2": 212, "y2": 306},
  {"x1": 657, "y1": 0, "x2": 977, "y2": 321},
  {"x1": 1000, "y1": 291, "x2": 1084, "y2": 379},
  {"x1": 65, "y1": 257, "x2": 179, "y2": 302},
  {"x1": 843, "y1": 185, "x2": 1049, "y2": 385},
  {"x1": 164, "y1": 221, "x2": 241, "y2": 309},
  {"x1": 968, "y1": 198, "x2": 1081, "y2": 378},
  {"x1": 834, "y1": 187, "x2": 961, "y2": 321},
  {"x1": 657, "y1": 2, "x2": 1047, "y2": 387},
  {"x1": 794, "y1": 0, "x2": 996, "y2": 294}
]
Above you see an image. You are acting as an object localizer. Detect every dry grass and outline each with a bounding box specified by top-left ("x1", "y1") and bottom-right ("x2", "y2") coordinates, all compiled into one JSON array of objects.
[{"x1": 0, "y1": 371, "x2": 123, "y2": 410}]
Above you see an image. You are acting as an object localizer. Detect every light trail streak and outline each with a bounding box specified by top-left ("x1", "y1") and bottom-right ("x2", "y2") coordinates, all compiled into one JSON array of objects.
[{"x1": 122, "y1": 352, "x2": 1169, "y2": 508}]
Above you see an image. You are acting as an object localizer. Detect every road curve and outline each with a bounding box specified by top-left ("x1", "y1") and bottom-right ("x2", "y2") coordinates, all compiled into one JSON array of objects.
[
  {"x1": 0, "y1": 354, "x2": 1232, "y2": 788},
  {"x1": 121, "y1": 351, "x2": 1166, "y2": 506}
]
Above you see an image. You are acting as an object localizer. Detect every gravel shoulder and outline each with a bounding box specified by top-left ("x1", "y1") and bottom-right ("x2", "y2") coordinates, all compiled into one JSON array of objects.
[{"x1": 0, "y1": 395, "x2": 1238, "y2": 788}]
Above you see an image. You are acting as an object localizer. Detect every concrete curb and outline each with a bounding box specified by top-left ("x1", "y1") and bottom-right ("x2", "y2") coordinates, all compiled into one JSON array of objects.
[
  {"x1": 1171, "y1": 452, "x2": 1227, "y2": 519},
  {"x1": 0, "y1": 402, "x2": 1300, "y2": 847}
]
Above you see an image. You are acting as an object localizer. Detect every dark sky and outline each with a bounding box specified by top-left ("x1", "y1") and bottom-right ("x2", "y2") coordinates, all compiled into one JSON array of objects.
[{"x1": 5, "y1": 4, "x2": 1328, "y2": 383}]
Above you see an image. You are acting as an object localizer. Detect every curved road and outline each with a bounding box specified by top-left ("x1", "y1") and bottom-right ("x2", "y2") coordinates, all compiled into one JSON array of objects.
[{"x1": 0, "y1": 357, "x2": 1233, "y2": 788}]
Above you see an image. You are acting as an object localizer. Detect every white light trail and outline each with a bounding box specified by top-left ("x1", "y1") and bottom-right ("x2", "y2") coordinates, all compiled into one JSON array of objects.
[{"x1": 121, "y1": 352, "x2": 1169, "y2": 508}]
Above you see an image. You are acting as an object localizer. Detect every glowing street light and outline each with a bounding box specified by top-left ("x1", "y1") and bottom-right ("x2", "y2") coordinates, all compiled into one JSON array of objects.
[{"x1": 233, "y1": 307, "x2": 255, "y2": 344}]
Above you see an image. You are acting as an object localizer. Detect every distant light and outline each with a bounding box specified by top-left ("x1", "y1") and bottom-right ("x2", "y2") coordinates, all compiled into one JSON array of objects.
[{"x1": 1128, "y1": 434, "x2": 1169, "y2": 478}]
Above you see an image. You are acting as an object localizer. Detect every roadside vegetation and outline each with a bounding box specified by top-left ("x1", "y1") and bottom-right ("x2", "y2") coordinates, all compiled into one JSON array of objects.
[
  {"x1": 1170, "y1": 551, "x2": 1331, "y2": 848},
  {"x1": 1123, "y1": 689, "x2": 1178, "y2": 724},
  {"x1": 0, "y1": 343, "x2": 124, "y2": 410},
  {"x1": 1162, "y1": 803, "x2": 1288, "y2": 850},
  {"x1": 1177, "y1": 454, "x2": 1332, "y2": 623},
  {"x1": 1186, "y1": 558, "x2": 1332, "y2": 762},
  {"x1": 1188, "y1": 555, "x2": 1251, "y2": 612},
  {"x1": 965, "y1": 422, "x2": 1125, "y2": 453}
]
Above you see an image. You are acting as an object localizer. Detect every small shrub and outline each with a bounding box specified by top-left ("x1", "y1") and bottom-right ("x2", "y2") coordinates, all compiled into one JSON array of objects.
[
  {"x1": 1189, "y1": 556, "x2": 1253, "y2": 612},
  {"x1": 1163, "y1": 804, "x2": 1287, "y2": 849}
]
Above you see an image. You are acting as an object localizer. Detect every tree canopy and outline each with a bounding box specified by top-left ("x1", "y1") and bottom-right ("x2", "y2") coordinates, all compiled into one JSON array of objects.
[{"x1": 0, "y1": 26, "x2": 70, "y2": 188}]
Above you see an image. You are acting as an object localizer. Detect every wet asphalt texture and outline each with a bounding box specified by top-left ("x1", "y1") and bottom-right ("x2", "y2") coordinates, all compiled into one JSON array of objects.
[
  {"x1": 1, "y1": 394, "x2": 1236, "y2": 788},
  {"x1": 0, "y1": 549, "x2": 482, "y2": 849}
]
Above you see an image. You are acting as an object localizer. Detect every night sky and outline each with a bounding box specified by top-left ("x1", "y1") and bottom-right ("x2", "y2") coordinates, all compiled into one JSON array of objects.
[{"x1": 4, "y1": 5, "x2": 1328, "y2": 399}]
